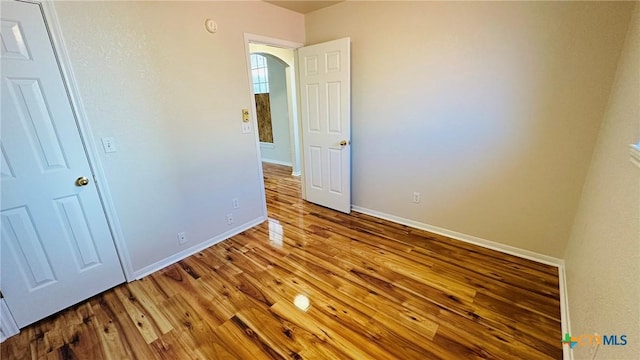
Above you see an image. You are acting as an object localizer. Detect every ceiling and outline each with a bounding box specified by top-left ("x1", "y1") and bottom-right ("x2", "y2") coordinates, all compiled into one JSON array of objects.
[{"x1": 264, "y1": 1, "x2": 343, "y2": 14}]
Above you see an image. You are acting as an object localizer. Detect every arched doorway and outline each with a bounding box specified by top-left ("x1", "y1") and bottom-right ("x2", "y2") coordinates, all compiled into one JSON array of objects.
[{"x1": 249, "y1": 45, "x2": 301, "y2": 177}]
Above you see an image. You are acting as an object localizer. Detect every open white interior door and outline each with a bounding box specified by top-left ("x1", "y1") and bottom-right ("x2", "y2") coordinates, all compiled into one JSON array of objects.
[
  {"x1": 298, "y1": 38, "x2": 351, "y2": 213},
  {"x1": 1, "y1": 1, "x2": 125, "y2": 328}
]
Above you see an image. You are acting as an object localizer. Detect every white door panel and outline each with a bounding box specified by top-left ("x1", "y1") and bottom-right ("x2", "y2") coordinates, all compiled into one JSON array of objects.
[
  {"x1": 298, "y1": 38, "x2": 351, "y2": 213},
  {"x1": 1, "y1": 1, "x2": 124, "y2": 328}
]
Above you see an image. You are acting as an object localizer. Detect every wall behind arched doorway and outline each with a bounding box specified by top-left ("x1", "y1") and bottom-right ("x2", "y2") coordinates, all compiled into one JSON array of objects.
[{"x1": 249, "y1": 44, "x2": 301, "y2": 176}]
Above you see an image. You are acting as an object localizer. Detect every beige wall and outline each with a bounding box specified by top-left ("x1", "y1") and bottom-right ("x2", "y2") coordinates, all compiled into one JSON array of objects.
[
  {"x1": 564, "y1": 4, "x2": 640, "y2": 359},
  {"x1": 53, "y1": 1, "x2": 304, "y2": 275},
  {"x1": 306, "y1": 1, "x2": 634, "y2": 257}
]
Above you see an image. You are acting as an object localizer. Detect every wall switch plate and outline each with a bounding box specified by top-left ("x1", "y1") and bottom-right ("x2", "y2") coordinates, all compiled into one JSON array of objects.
[
  {"x1": 412, "y1": 192, "x2": 421, "y2": 204},
  {"x1": 101, "y1": 137, "x2": 117, "y2": 153},
  {"x1": 177, "y1": 232, "x2": 187, "y2": 245},
  {"x1": 242, "y1": 122, "x2": 252, "y2": 134}
]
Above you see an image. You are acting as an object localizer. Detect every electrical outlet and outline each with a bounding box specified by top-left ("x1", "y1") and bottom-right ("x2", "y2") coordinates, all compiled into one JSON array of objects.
[
  {"x1": 232, "y1": 198, "x2": 240, "y2": 209},
  {"x1": 226, "y1": 213, "x2": 234, "y2": 225},
  {"x1": 412, "y1": 192, "x2": 421, "y2": 204},
  {"x1": 177, "y1": 232, "x2": 187, "y2": 245}
]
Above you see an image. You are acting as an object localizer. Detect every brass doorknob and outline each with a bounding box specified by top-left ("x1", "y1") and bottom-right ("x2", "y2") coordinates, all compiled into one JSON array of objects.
[
  {"x1": 76, "y1": 176, "x2": 89, "y2": 187},
  {"x1": 339, "y1": 140, "x2": 348, "y2": 147}
]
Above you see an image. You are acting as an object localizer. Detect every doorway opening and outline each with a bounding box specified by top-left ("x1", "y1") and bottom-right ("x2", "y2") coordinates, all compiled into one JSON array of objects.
[
  {"x1": 244, "y1": 34, "x2": 305, "y2": 219},
  {"x1": 245, "y1": 35, "x2": 352, "y2": 216},
  {"x1": 248, "y1": 43, "x2": 301, "y2": 178}
]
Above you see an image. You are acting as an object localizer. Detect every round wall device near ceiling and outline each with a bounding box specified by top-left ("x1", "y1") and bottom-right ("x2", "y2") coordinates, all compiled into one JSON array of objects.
[{"x1": 204, "y1": 19, "x2": 217, "y2": 34}]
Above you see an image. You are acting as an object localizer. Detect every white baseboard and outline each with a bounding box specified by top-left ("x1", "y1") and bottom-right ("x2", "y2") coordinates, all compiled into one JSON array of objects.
[
  {"x1": 261, "y1": 158, "x2": 293, "y2": 167},
  {"x1": 132, "y1": 216, "x2": 266, "y2": 280},
  {"x1": 351, "y1": 205, "x2": 572, "y2": 359},
  {"x1": 0, "y1": 299, "x2": 20, "y2": 342},
  {"x1": 558, "y1": 265, "x2": 573, "y2": 360},
  {"x1": 351, "y1": 206, "x2": 563, "y2": 266}
]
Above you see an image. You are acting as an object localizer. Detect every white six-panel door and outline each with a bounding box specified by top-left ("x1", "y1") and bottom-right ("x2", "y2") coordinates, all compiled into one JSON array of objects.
[
  {"x1": 298, "y1": 38, "x2": 351, "y2": 213},
  {"x1": 0, "y1": 1, "x2": 124, "y2": 328}
]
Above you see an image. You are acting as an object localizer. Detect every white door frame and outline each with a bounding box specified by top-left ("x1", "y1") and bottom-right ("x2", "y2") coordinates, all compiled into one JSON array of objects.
[
  {"x1": 0, "y1": 297, "x2": 19, "y2": 342},
  {"x1": 243, "y1": 33, "x2": 306, "y2": 206},
  {"x1": 19, "y1": 0, "x2": 134, "y2": 281}
]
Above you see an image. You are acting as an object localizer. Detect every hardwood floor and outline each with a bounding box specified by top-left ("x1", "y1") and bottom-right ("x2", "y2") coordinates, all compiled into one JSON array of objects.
[{"x1": 1, "y1": 163, "x2": 562, "y2": 359}]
